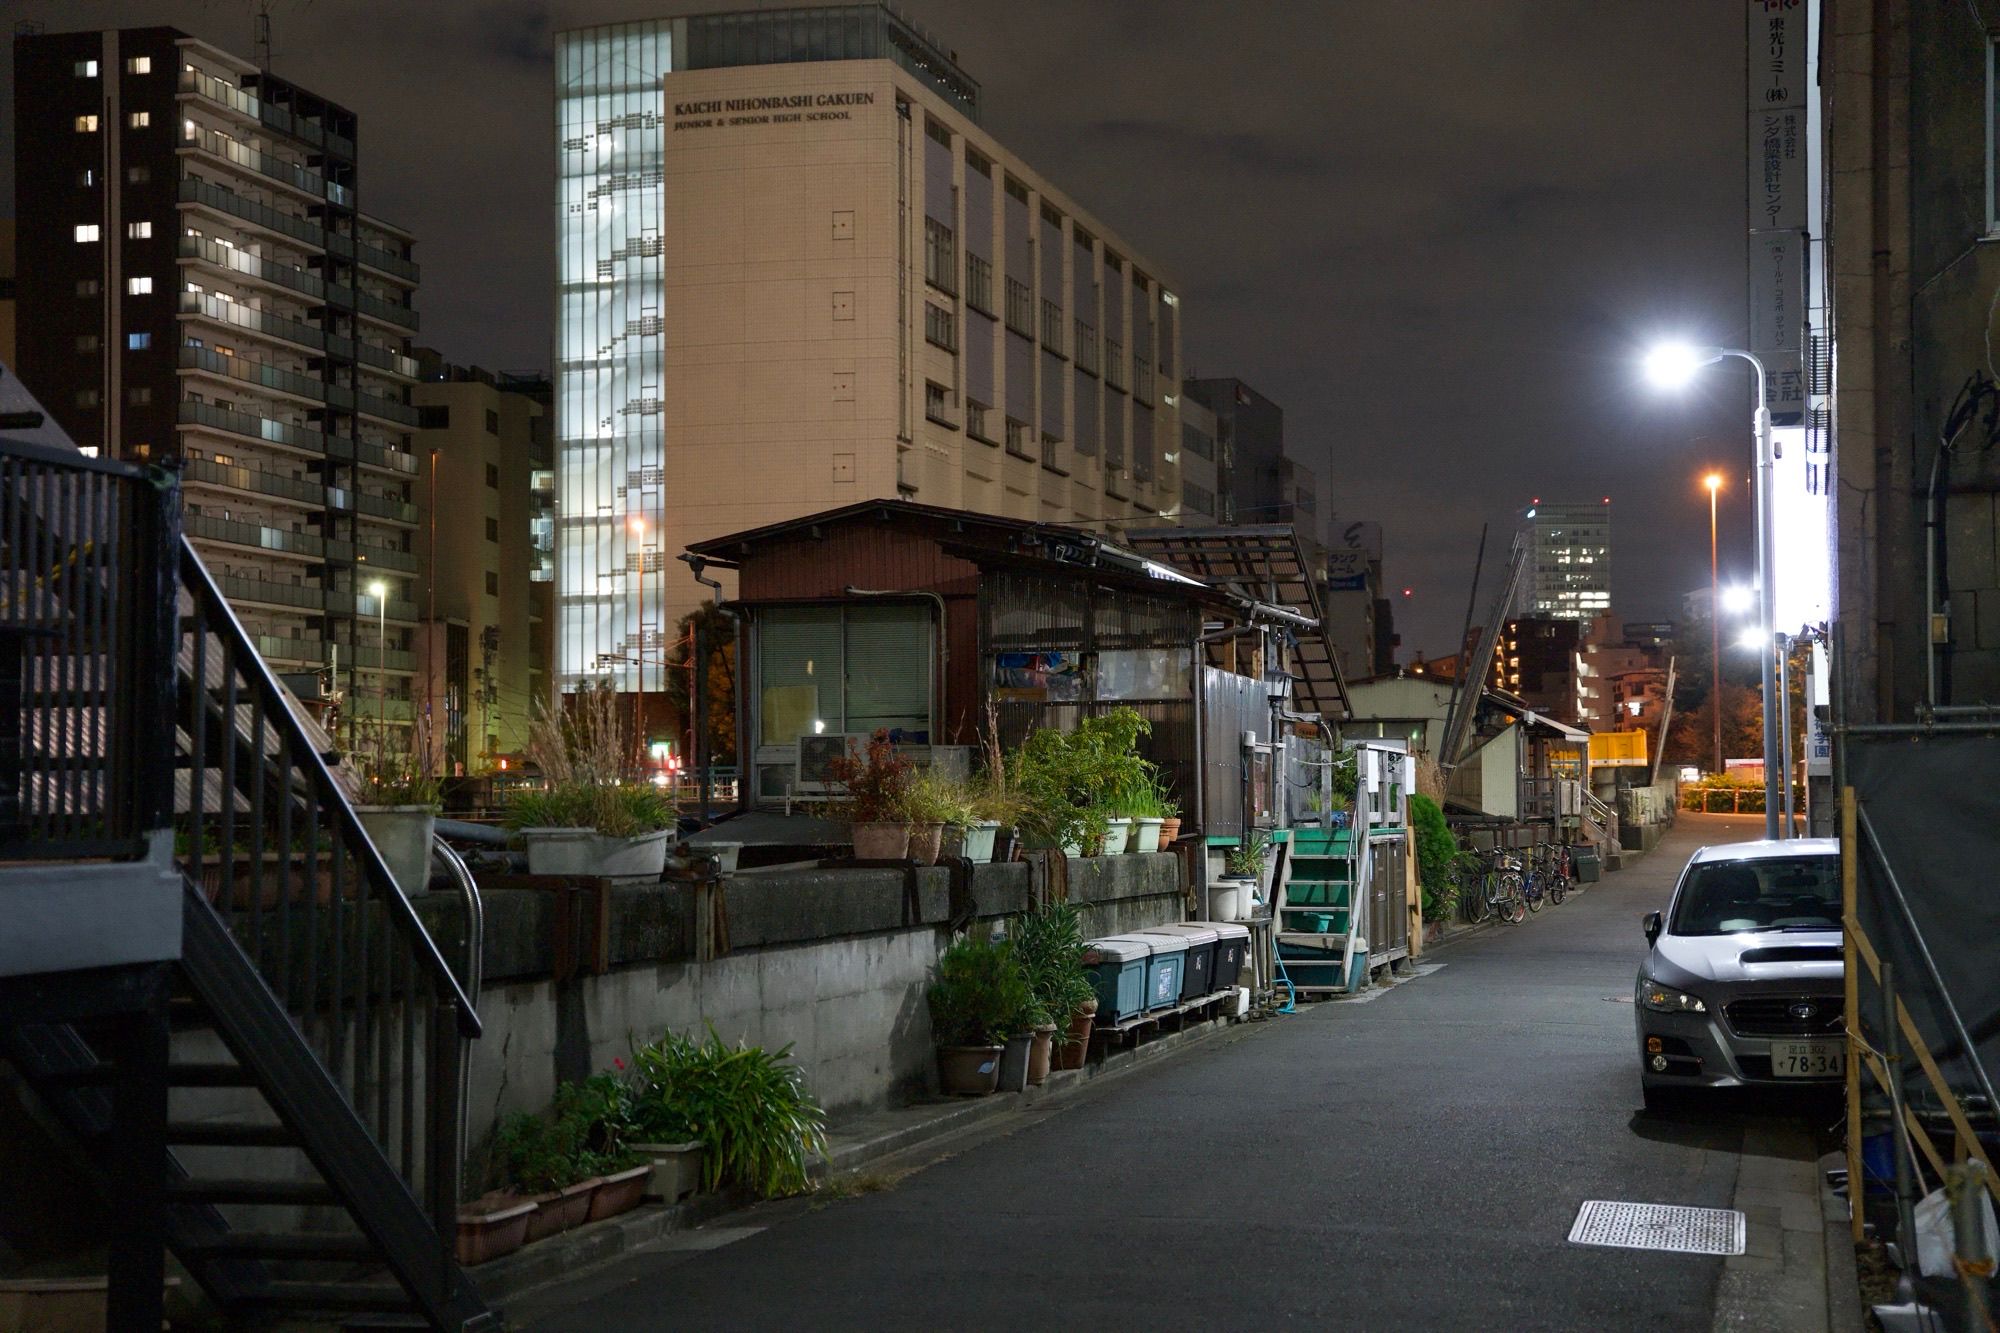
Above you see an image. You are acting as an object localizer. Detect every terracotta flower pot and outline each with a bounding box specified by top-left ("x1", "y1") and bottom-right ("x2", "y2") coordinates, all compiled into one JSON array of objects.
[
  {"x1": 524, "y1": 1178, "x2": 597, "y2": 1242},
  {"x1": 1158, "y1": 817, "x2": 1182, "y2": 846},
  {"x1": 586, "y1": 1164, "x2": 650, "y2": 1222},
  {"x1": 1058, "y1": 1001, "x2": 1097, "y2": 1071},
  {"x1": 1027, "y1": 1024, "x2": 1056, "y2": 1084},
  {"x1": 937, "y1": 1044, "x2": 1003, "y2": 1095},
  {"x1": 455, "y1": 1193, "x2": 535, "y2": 1266},
  {"x1": 908, "y1": 822, "x2": 943, "y2": 866},
  {"x1": 852, "y1": 821, "x2": 910, "y2": 861}
]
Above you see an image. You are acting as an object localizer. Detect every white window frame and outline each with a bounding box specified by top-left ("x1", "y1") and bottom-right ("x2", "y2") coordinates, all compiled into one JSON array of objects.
[
  {"x1": 129, "y1": 111, "x2": 150, "y2": 128},
  {"x1": 127, "y1": 221, "x2": 152, "y2": 239},
  {"x1": 127, "y1": 276, "x2": 153, "y2": 295},
  {"x1": 74, "y1": 224, "x2": 101, "y2": 243}
]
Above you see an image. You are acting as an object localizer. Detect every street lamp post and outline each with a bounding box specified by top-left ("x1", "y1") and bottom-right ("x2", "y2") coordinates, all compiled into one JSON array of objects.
[
  {"x1": 367, "y1": 579, "x2": 389, "y2": 729},
  {"x1": 1704, "y1": 472, "x2": 1724, "y2": 777},
  {"x1": 1645, "y1": 344, "x2": 1781, "y2": 839},
  {"x1": 629, "y1": 515, "x2": 648, "y2": 761}
]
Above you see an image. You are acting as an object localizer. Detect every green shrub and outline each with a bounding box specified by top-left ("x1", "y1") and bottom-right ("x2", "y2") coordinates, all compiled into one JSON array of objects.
[
  {"x1": 928, "y1": 933, "x2": 1037, "y2": 1046},
  {"x1": 626, "y1": 1028, "x2": 828, "y2": 1197},
  {"x1": 1409, "y1": 793, "x2": 1457, "y2": 920},
  {"x1": 1012, "y1": 899, "x2": 1095, "y2": 1024},
  {"x1": 504, "y1": 782, "x2": 673, "y2": 838}
]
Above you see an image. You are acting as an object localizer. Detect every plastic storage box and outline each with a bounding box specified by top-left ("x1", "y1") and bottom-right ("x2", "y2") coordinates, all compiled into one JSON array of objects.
[
  {"x1": 1138, "y1": 933, "x2": 1186, "y2": 1011},
  {"x1": 1139, "y1": 924, "x2": 1219, "y2": 1001},
  {"x1": 1081, "y1": 936, "x2": 1153, "y2": 1024},
  {"x1": 1192, "y1": 920, "x2": 1251, "y2": 991}
]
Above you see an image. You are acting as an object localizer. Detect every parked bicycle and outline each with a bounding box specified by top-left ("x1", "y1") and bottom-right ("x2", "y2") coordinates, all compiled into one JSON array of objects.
[
  {"x1": 1487, "y1": 849, "x2": 1526, "y2": 925},
  {"x1": 1453, "y1": 847, "x2": 1491, "y2": 925},
  {"x1": 1543, "y1": 843, "x2": 1572, "y2": 906}
]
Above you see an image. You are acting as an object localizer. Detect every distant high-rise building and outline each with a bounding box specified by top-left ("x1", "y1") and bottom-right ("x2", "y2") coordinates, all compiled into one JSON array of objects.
[
  {"x1": 1527, "y1": 501, "x2": 1611, "y2": 621},
  {"x1": 1487, "y1": 615, "x2": 1584, "y2": 721},
  {"x1": 14, "y1": 26, "x2": 422, "y2": 734},
  {"x1": 554, "y1": 7, "x2": 1187, "y2": 695},
  {"x1": 413, "y1": 354, "x2": 554, "y2": 773}
]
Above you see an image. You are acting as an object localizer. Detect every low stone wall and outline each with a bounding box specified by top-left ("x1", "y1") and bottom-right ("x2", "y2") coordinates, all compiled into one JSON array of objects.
[{"x1": 418, "y1": 853, "x2": 1185, "y2": 1159}]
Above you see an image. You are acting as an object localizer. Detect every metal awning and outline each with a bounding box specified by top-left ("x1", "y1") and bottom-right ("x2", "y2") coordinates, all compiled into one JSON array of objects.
[{"x1": 1125, "y1": 525, "x2": 1349, "y2": 720}]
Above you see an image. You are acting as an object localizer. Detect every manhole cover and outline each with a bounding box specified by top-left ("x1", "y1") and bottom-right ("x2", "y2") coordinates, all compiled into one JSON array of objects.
[{"x1": 1567, "y1": 1200, "x2": 1745, "y2": 1255}]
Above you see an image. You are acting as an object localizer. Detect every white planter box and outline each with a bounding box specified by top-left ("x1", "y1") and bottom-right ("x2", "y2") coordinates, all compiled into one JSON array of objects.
[
  {"x1": 355, "y1": 806, "x2": 436, "y2": 897},
  {"x1": 522, "y1": 827, "x2": 671, "y2": 878}
]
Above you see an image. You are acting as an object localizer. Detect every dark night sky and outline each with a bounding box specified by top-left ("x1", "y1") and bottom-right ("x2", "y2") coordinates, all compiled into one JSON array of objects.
[{"x1": 2, "y1": 1, "x2": 1763, "y2": 655}]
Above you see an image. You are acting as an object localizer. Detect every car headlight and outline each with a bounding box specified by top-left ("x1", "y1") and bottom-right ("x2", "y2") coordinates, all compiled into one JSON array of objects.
[{"x1": 1639, "y1": 980, "x2": 1707, "y2": 1014}]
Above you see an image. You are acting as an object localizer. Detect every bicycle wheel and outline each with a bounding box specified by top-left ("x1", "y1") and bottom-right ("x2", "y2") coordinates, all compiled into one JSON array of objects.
[
  {"x1": 1524, "y1": 872, "x2": 1544, "y2": 914},
  {"x1": 1549, "y1": 873, "x2": 1568, "y2": 906},
  {"x1": 1458, "y1": 869, "x2": 1490, "y2": 923},
  {"x1": 1495, "y1": 874, "x2": 1526, "y2": 925}
]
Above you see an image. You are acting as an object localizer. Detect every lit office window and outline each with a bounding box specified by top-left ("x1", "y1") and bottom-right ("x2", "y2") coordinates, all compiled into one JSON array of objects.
[
  {"x1": 129, "y1": 111, "x2": 150, "y2": 128},
  {"x1": 74, "y1": 224, "x2": 101, "y2": 243},
  {"x1": 127, "y1": 221, "x2": 152, "y2": 238},
  {"x1": 75, "y1": 60, "x2": 98, "y2": 77},
  {"x1": 126, "y1": 56, "x2": 153, "y2": 73},
  {"x1": 127, "y1": 277, "x2": 154, "y2": 295},
  {"x1": 75, "y1": 114, "x2": 99, "y2": 132}
]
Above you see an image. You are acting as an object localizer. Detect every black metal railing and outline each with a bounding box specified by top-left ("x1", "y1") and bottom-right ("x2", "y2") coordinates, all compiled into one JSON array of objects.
[
  {"x1": 175, "y1": 539, "x2": 481, "y2": 1240},
  {"x1": 0, "y1": 438, "x2": 179, "y2": 860}
]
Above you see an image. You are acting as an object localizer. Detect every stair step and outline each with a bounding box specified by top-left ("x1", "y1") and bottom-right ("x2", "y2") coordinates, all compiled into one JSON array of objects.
[
  {"x1": 181, "y1": 1230, "x2": 377, "y2": 1262},
  {"x1": 168, "y1": 1121, "x2": 297, "y2": 1148},
  {"x1": 168, "y1": 1061, "x2": 258, "y2": 1087},
  {"x1": 168, "y1": 1177, "x2": 337, "y2": 1206},
  {"x1": 238, "y1": 1282, "x2": 413, "y2": 1315}
]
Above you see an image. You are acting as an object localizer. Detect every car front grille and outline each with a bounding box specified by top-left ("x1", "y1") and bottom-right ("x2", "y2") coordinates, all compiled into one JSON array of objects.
[{"x1": 1724, "y1": 995, "x2": 1844, "y2": 1038}]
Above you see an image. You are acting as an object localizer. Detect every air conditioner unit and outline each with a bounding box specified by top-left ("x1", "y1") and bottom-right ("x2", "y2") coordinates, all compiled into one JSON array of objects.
[{"x1": 795, "y1": 732, "x2": 871, "y2": 795}]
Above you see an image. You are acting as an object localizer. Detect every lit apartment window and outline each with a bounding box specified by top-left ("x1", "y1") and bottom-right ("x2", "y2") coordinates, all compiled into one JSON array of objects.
[
  {"x1": 75, "y1": 224, "x2": 101, "y2": 243},
  {"x1": 924, "y1": 381, "x2": 955, "y2": 427},
  {"x1": 74, "y1": 114, "x2": 99, "y2": 132},
  {"x1": 127, "y1": 332, "x2": 151, "y2": 350},
  {"x1": 129, "y1": 111, "x2": 150, "y2": 128},
  {"x1": 75, "y1": 60, "x2": 98, "y2": 77},
  {"x1": 126, "y1": 56, "x2": 152, "y2": 73},
  {"x1": 78, "y1": 168, "x2": 95, "y2": 187},
  {"x1": 127, "y1": 277, "x2": 153, "y2": 295},
  {"x1": 127, "y1": 221, "x2": 152, "y2": 239}
]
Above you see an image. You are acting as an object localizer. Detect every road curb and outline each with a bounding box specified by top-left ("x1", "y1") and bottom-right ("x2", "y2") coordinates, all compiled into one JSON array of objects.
[{"x1": 474, "y1": 1012, "x2": 1246, "y2": 1311}]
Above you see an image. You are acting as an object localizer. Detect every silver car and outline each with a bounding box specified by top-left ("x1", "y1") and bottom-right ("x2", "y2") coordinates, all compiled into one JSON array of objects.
[{"x1": 1635, "y1": 838, "x2": 1844, "y2": 1109}]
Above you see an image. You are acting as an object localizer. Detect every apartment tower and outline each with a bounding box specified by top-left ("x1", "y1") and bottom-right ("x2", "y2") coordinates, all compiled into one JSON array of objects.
[
  {"x1": 14, "y1": 27, "x2": 422, "y2": 734},
  {"x1": 554, "y1": 7, "x2": 1186, "y2": 694},
  {"x1": 1526, "y1": 501, "x2": 1612, "y2": 622}
]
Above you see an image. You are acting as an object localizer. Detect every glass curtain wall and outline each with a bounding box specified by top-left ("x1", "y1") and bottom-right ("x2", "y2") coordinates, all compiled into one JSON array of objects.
[{"x1": 555, "y1": 22, "x2": 672, "y2": 693}]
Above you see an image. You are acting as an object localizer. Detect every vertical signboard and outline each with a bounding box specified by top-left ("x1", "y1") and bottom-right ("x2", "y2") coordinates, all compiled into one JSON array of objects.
[{"x1": 1747, "y1": 0, "x2": 1807, "y2": 425}]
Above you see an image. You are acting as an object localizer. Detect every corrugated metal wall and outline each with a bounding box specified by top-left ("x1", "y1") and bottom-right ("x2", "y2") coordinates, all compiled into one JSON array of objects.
[{"x1": 1200, "y1": 667, "x2": 1270, "y2": 840}]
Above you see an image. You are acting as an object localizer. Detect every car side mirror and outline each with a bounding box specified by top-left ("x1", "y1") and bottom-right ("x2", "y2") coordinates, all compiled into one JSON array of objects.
[{"x1": 1643, "y1": 911, "x2": 1663, "y2": 947}]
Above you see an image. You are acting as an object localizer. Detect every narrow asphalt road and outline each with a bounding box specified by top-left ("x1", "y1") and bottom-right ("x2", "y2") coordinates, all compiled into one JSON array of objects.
[{"x1": 520, "y1": 812, "x2": 1814, "y2": 1331}]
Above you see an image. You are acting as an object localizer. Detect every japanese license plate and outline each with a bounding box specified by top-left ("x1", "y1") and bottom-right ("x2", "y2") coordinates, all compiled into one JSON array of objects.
[{"x1": 1770, "y1": 1040, "x2": 1843, "y2": 1078}]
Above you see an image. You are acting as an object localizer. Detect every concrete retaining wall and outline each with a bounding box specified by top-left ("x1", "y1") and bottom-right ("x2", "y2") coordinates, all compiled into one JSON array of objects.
[{"x1": 417, "y1": 853, "x2": 1186, "y2": 1158}]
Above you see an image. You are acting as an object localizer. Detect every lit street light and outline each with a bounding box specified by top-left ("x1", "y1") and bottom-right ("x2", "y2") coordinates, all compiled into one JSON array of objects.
[
  {"x1": 1735, "y1": 626, "x2": 1767, "y2": 651},
  {"x1": 1647, "y1": 342, "x2": 1781, "y2": 838},
  {"x1": 1703, "y1": 472, "x2": 1723, "y2": 777},
  {"x1": 367, "y1": 579, "x2": 389, "y2": 728},
  {"x1": 1720, "y1": 584, "x2": 1756, "y2": 615}
]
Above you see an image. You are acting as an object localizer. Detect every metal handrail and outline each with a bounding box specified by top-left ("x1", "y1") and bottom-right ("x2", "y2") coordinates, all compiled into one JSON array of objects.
[
  {"x1": 179, "y1": 540, "x2": 479, "y2": 1032},
  {"x1": 1856, "y1": 803, "x2": 2000, "y2": 1117},
  {"x1": 431, "y1": 836, "x2": 484, "y2": 1173}
]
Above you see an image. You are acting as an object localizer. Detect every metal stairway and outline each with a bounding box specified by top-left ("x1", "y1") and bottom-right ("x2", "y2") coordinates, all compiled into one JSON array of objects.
[
  {"x1": 0, "y1": 438, "x2": 492, "y2": 1328},
  {"x1": 1273, "y1": 822, "x2": 1368, "y2": 994}
]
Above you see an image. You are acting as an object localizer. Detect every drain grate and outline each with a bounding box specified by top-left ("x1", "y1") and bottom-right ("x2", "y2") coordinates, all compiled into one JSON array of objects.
[{"x1": 1567, "y1": 1200, "x2": 1745, "y2": 1255}]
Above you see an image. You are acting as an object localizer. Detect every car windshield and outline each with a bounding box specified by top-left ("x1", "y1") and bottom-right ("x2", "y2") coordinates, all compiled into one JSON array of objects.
[{"x1": 1669, "y1": 855, "x2": 1841, "y2": 935}]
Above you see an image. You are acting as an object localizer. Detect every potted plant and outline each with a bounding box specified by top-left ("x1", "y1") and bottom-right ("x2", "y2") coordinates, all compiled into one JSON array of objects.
[
  {"x1": 1010, "y1": 708, "x2": 1153, "y2": 857},
  {"x1": 1013, "y1": 900, "x2": 1098, "y2": 1082},
  {"x1": 350, "y1": 719, "x2": 443, "y2": 897},
  {"x1": 927, "y1": 933, "x2": 1032, "y2": 1095},
  {"x1": 901, "y1": 770, "x2": 969, "y2": 866},
  {"x1": 1109, "y1": 769, "x2": 1169, "y2": 853},
  {"x1": 626, "y1": 1027, "x2": 827, "y2": 1198},
  {"x1": 1212, "y1": 831, "x2": 1269, "y2": 921},
  {"x1": 494, "y1": 1104, "x2": 599, "y2": 1242},
  {"x1": 962, "y1": 781, "x2": 1017, "y2": 863},
  {"x1": 559, "y1": 1073, "x2": 649, "y2": 1222},
  {"x1": 455, "y1": 1191, "x2": 537, "y2": 1266},
  {"x1": 827, "y1": 730, "x2": 916, "y2": 861},
  {"x1": 506, "y1": 686, "x2": 675, "y2": 878},
  {"x1": 1154, "y1": 781, "x2": 1183, "y2": 848}
]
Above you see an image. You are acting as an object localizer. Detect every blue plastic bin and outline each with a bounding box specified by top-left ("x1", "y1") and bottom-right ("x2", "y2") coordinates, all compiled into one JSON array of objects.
[
  {"x1": 1139, "y1": 935, "x2": 1186, "y2": 1011},
  {"x1": 1081, "y1": 936, "x2": 1152, "y2": 1024}
]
